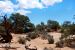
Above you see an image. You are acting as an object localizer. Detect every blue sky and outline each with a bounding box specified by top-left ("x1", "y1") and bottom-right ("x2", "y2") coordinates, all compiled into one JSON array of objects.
[{"x1": 0, "y1": 0, "x2": 75, "y2": 25}]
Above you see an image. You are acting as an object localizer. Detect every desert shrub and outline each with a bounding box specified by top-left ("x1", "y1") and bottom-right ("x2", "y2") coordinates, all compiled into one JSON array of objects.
[
  {"x1": 70, "y1": 41, "x2": 75, "y2": 48},
  {"x1": 43, "y1": 47, "x2": 49, "y2": 50},
  {"x1": 43, "y1": 47, "x2": 53, "y2": 50},
  {"x1": 40, "y1": 31, "x2": 48, "y2": 40},
  {"x1": 39, "y1": 31, "x2": 54, "y2": 44},
  {"x1": 47, "y1": 35, "x2": 54, "y2": 44},
  {"x1": 55, "y1": 40, "x2": 64, "y2": 48},
  {"x1": 63, "y1": 39, "x2": 71, "y2": 47},
  {"x1": 0, "y1": 26, "x2": 5, "y2": 33},
  {"x1": 49, "y1": 47, "x2": 54, "y2": 50},
  {"x1": 25, "y1": 37, "x2": 31, "y2": 41},
  {"x1": 46, "y1": 28, "x2": 51, "y2": 32},
  {"x1": 26, "y1": 32, "x2": 38, "y2": 39},
  {"x1": 58, "y1": 37, "x2": 75, "y2": 48},
  {"x1": 18, "y1": 37, "x2": 26, "y2": 44},
  {"x1": 60, "y1": 22, "x2": 75, "y2": 39},
  {"x1": 63, "y1": 38, "x2": 75, "y2": 48}
]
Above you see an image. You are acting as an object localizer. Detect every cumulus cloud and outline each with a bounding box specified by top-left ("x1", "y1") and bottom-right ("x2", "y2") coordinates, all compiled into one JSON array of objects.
[
  {"x1": 0, "y1": 0, "x2": 63, "y2": 15},
  {"x1": 17, "y1": 0, "x2": 44, "y2": 9},
  {"x1": 0, "y1": 1, "x2": 14, "y2": 13},
  {"x1": 16, "y1": 9, "x2": 31, "y2": 15},
  {"x1": 41, "y1": 0, "x2": 63, "y2": 6}
]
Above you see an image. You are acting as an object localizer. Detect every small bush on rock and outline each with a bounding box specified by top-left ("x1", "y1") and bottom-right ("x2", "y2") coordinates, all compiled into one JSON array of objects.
[
  {"x1": 43, "y1": 47, "x2": 49, "y2": 50},
  {"x1": 27, "y1": 32, "x2": 38, "y2": 39},
  {"x1": 25, "y1": 37, "x2": 31, "y2": 41},
  {"x1": 41, "y1": 31, "x2": 48, "y2": 40},
  {"x1": 43, "y1": 47, "x2": 53, "y2": 50},
  {"x1": 18, "y1": 37, "x2": 26, "y2": 44},
  {"x1": 47, "y1": 35, "x2": 54, "y2": 44},
  {"x1": 55, "y1": 40, "x2": 64, "y2": 48}
]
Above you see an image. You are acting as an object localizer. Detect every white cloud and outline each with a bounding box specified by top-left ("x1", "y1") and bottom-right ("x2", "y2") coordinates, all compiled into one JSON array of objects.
[
  {"x1": 17, "y1": 0, "x2": 44, "y2": 9},
  {"x1": 0, "y1": 0, "x2": 63, "y2": 15},
  {"x1": 41, "y1": 0, "x2": 63, "y2": 6},
  {"x1": 0, "y1": 1, "x2": 14, "y2": 13},
  {"x1": 16, "y1": 9, "x2": 31, "y2": 15}
]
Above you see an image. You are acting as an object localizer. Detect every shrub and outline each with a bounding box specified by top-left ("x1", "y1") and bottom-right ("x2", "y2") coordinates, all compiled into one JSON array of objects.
[
  {"x1": 0, "y1": 26, "x2": 5, "y2": 33},
  {"x1": 41, "y1": 31, "x2": 48, "y2": 40},
  {"x1": 43, "y1": 47, "x2": 49, "y2": 50},
  {"x1": 18, "y1": 37, "x2": 26, "y2": 44},
  {"x1": 25, "y1": 37, "x2": 31, "y2": 41},
  {"x1": 47, "y1": 35, "x2": 54, "y2": 44},
  {"x1": 63, "y1": 38, "x2": 75, "y2": 48},
  {"x1": 26, "y1": 32, "x2": 38, "y2": 39},
  {"x1": 43, "y1": 47, "x2": 53, "y2": 50},
  {"x1": 55, "y1": 40, "x2": 64, "y2": 48},
  {"x1": 40, "y1": 31, "x2": 54, "y2": 44}
]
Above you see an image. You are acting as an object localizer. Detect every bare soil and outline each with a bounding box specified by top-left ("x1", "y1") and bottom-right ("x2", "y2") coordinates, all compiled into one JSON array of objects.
[{"x1": 0, "y1": 32, "x2": 74, "y2": 50}]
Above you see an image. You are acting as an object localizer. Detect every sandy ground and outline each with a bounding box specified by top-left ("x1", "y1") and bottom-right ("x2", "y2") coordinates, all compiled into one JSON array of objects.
[
  {"x1": 0, "y1": 32, "x2": 74, "y2": 50},
  {"x1": 48, "y1": 32, "x2": 61, "y2": 43}
]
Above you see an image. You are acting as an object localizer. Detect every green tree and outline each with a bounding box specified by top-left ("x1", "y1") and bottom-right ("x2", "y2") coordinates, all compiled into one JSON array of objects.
[
  {"x1": 61, "y1": 21, "x2": 71, "y2": 33},
  {"x1": 36, "y1": 24, "x2": 42, "y2": 31},
  {"x1": 41, "y1": 22, "x2": 46, "y2": 29},
  {"x1": 47, "y1": 20, "x2": 60, "y2": 31},
  {"x1": 60, "y1": 21, "x2": 75, "y2": 39},
  {"x1": 62, "y1": 21, "x2": 71, "y2": 28},
  {"x1": 24, "y1": 22, "x2": 35, "y2": 32},
  {"x1": 9, "y1": 13, "x2": 34, "y2": 33},
  {"x1": 36, "y1": 22, "x2": 46, "y2": 31},
  {"x1": 0, "y1": 14, "x2": 12, "y2": 43}
]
